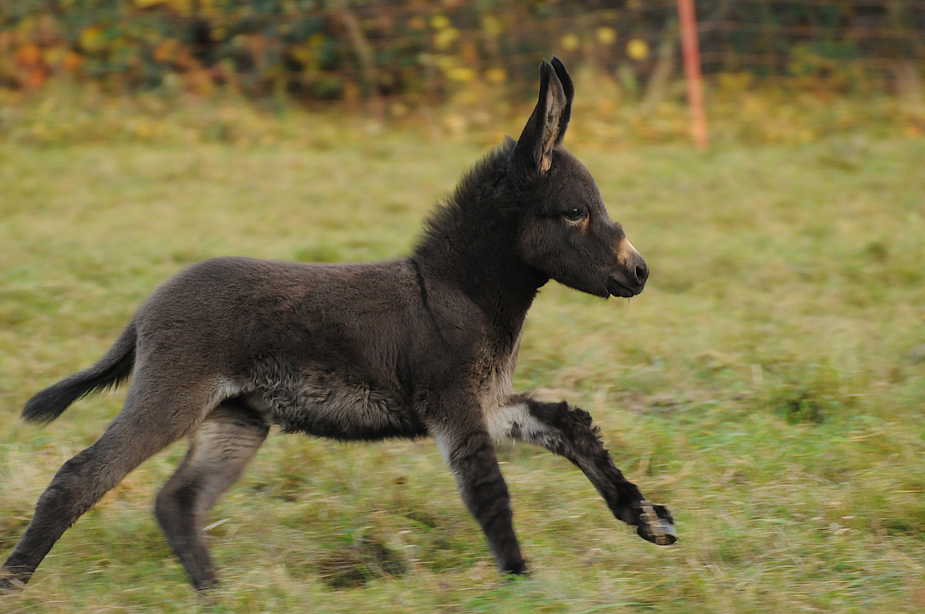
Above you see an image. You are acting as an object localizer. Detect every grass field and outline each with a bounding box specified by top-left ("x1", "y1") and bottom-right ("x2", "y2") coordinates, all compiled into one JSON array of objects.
[{"x1": 1, "y1": 127, "x2": 924, "y2": 612}]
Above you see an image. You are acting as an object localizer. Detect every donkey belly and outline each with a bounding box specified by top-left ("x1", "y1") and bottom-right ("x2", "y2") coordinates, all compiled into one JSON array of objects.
[{"x1": 244, "y1": 366, "x2": 424, "y2": 441}]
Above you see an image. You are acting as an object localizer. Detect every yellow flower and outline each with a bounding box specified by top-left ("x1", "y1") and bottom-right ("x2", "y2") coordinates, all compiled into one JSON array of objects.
[
  {"x1": 79, "y1": 26, "x2": 104, "y2": 52},
  {"x1": 561, "y1": 33, "x2": 580, "y2": 51},
  {"x1": 626, "y1": 39, "x2": 650, "y2": 61},
  {"x1": 434, "y1": 27, "x2": 459, "y2": 50},
  {"x1": 484, "y1": 68, "x2": 507, "y2": 85},
  {"x1": 447, "y1": 67, "x2": 475, "y2": 82},
  {"x1": 430, "y1": 15, "x2": 451, "y2": 30},
  {"x1": 596, "y1": 27, "x2": 617, "y2": 46}
]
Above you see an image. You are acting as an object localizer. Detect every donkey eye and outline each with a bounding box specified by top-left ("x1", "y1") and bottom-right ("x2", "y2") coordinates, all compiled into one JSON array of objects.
[{"x1": 562, "y1": 208, "x2": 585, "y2": 222}]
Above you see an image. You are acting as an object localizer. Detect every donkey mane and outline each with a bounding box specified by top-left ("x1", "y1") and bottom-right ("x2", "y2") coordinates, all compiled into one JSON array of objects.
[{"x1": 414, "y1": 139, "x2": 517, "y2": 258}]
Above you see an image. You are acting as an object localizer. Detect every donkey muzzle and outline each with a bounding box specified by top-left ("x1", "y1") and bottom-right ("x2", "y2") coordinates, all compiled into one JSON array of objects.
[{"x1": 608, "y1": 245, "x2": 648, "y2": 297}]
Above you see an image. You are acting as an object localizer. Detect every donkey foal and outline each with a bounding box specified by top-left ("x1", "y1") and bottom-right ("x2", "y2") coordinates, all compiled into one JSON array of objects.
[{"x1": 1, "y1": 58, "x2": 674, "y2": 592}]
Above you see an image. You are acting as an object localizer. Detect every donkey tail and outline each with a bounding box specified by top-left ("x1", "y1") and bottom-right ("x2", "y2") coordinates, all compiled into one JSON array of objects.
[{"x1": 23, "y1": 321, "x2": 137, "y2": 423}]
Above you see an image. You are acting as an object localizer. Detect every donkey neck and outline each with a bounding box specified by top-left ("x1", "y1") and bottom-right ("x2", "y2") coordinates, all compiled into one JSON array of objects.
[
  {"x1": 411, "y1": 143, "x2": 549, "y2": 341},
  {"x1": 416, "y1": 241, "x2": 540, "y2": 310},
  {"x1": 412, "y1": 212, "x2": 546, "y2": 344}
]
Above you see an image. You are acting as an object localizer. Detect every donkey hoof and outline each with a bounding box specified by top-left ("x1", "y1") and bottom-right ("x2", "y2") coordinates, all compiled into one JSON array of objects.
[
  {"x1": 636, "y1": 501, "x2": 677, "y2": 546},
  {"x1": 0, "y1": 574, "x2": 27, "y2": 592},
  {"x1": 638, "y1": 519, "x2": 677, "y2": 545}
]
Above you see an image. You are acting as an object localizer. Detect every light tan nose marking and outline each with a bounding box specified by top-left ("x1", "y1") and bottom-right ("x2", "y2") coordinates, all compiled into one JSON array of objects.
[{"x1": 616, "y1": 238, "x2": 639, "y2": 265}]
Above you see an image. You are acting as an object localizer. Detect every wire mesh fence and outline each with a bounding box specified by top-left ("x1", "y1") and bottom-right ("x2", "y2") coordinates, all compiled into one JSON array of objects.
[{"x1": 1, "y1": 1, "x2": 923, "y2": 106}]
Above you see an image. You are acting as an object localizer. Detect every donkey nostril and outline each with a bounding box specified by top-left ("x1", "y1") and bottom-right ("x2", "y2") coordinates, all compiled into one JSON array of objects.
[{"x1": 635, "y1": 263, "x2": 649, "y2": 283}]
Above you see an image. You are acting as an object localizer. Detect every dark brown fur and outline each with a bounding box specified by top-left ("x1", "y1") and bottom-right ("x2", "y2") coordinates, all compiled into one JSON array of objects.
[{"x1": 1, "y1": 58, "x2": 674, "y2": 592}]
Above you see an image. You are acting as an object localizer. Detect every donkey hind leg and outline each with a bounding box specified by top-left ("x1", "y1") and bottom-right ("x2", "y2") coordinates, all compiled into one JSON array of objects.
[
  {"x1": 155, "y1": 398, "x2": 269, "y2": 590},
  {"x1": 432, "y1": 421, "x2": 527, "y2": 576},
  {"x1": 0, "y1": 381, "x2": 212, "y2": 590},
  {"x1": 491, "y1": 395, "x2": 676, "y2": 546}
]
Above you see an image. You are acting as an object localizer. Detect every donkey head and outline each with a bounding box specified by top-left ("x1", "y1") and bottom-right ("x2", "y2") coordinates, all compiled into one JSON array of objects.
[{"x1": 512, "y1": 58, "x2": 648, "y2": 298}]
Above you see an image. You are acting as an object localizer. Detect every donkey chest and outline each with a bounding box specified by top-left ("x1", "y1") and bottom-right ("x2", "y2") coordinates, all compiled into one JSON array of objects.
[{"x1": 476, "y1": 336, "x2": 520, "y2": 434}]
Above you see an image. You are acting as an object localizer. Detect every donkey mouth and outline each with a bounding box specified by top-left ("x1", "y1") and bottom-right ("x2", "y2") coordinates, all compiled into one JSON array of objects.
[{"x1": 607, "y1": 275, "x2": 644, "y2": 298}]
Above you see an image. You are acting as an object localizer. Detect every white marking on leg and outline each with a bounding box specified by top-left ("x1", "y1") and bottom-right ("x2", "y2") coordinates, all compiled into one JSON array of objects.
[{"x1": 485, "y1": 402, "x2": 555, "y2": 448}]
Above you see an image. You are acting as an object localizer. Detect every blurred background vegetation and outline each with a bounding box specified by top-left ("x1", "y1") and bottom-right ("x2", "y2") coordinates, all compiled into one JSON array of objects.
[{"x1": 1, "y1": 0, "x2": 924, "y2": 145}]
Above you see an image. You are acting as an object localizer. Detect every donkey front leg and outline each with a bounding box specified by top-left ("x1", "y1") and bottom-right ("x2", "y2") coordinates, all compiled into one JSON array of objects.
[
  {"x1": 493, "y1": 395, "x2": 676, "y2": 546},
  {"x1": 430, "y1": 415, "x2": 527, "y2": 575}
]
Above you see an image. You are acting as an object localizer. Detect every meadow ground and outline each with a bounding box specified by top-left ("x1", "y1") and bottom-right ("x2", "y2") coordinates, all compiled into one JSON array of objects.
[{"x1": 0, "y1": 126, "x2": 923, "y2": 613}]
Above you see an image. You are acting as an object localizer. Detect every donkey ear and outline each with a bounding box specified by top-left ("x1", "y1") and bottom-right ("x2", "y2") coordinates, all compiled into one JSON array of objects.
[
  {"x1": 514, "y1": 58, "x2": 574, "y2": 175},
  {"x1": 550, "y1": 57, "x2": 574, "y2": 146}
]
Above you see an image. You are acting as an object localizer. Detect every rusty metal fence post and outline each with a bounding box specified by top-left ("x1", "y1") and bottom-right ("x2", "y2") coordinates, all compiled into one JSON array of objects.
[{"x1": 678, "y1": 0, "x2": 708, "y2": 148}]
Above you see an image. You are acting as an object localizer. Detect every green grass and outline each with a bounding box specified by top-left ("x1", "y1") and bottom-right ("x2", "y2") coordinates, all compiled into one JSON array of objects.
[{"x1": 1, "y1": 130, "x2": 924, "y2": 613}]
